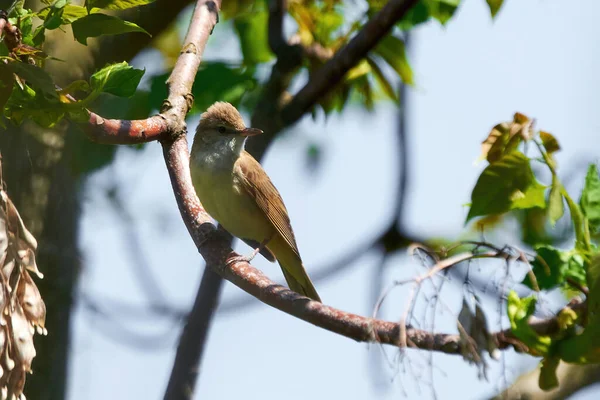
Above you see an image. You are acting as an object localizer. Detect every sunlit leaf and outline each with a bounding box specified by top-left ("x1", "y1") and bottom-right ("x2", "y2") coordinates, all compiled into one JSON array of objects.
[
  {"x1": 37, "y1": 4, "x2": 88, "y2": 26},
  {"x1": 580, "y1": 164, "x2": 600, "y2": 232},
  {"x1": 507, "y1": 291, "x2": 551, "y2": 356},
  {"x1": 467, "y1": 151, "x2": 545, "y2": 222},
  {"x1": 72, "y1": 13, "x2": 150, "y2": 45},
  {"x1": 548, "y1": 176, "x2": 564, "y2": 225},
  {"x1": 86, "y1": 0, "x2": 155, "y2": 11},
  {"x1": 511, "y1": 179, "x2": 546, "y2": 210},
  {"x1": 90, "y1": 62, "x2": 144, "y2": 97}
]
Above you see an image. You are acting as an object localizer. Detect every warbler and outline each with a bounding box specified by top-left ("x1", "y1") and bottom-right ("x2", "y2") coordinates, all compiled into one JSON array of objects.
[{"x1": 190, "y1": 102, "x2": 321, "y2": 301}]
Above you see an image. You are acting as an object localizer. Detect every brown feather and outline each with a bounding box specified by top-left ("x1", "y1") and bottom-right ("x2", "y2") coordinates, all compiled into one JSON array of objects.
[{"x1": 234, "y1": 151, "x2": 301, "y2": 259}]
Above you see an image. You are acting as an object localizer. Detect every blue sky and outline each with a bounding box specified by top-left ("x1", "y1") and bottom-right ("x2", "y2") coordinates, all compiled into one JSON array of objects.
[{"x1": 68, "y1": 1, "x2": 600, "y2": 399}]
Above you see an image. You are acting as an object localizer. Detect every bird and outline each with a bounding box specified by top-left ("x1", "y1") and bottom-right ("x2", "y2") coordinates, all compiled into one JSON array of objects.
[{"x1": 190, "y1": 102, "x2": 321, "y2": 302}]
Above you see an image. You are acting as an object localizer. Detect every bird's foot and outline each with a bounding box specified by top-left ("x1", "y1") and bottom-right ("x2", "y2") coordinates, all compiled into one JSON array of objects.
[{"x1": 226, "y1": 247, "x2": 261, "y2": 267}]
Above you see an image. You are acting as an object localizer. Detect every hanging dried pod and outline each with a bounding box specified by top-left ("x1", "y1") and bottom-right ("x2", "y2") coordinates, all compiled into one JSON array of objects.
[{"x1": 0, "y1": 155, "x2": 45, "y2": 399}]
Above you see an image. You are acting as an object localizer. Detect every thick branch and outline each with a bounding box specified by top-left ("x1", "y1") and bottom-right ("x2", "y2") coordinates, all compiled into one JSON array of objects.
[
  {"x1": 281, "y1": 0, "x2": 419, "y2": 126},
  {"x1": 85, "y1": 114, "x2": 167, "y2": 144}
]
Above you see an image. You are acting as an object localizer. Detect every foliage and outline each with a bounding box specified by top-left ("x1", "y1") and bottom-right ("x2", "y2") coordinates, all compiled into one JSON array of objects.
[{"x1": 467, "y1": 112, "x2": 600, "y2": 390}]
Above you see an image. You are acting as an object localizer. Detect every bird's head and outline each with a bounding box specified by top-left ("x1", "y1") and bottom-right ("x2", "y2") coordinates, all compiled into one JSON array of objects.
[{"x1": 193, "y1": 102, "x2": 262, "y2": 154}]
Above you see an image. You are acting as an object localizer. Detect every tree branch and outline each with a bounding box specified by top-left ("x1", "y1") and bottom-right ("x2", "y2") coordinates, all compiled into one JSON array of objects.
[
  {"x1": 281, "y1": 0, "x2": 419, "y2": 127},
  {"x1": 72, "y1": 0, "x2": 579, "y2": 397}
]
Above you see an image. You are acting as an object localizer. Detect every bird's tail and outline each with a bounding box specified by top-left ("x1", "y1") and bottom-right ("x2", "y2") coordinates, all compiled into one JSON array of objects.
[
  {"x1": 281, "y1": 265, "x2": 321, "y2": 302},
  {"x1": 269, "y1": 236, "x2": 321, "y2": 302}
]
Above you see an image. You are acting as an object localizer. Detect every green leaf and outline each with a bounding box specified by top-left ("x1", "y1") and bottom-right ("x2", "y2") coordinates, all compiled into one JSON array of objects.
[
  {"x1": 539, "y1": 356, "x2": 560, "y2": 391},
  {"x1": 42, "y1": 0, "x2": 68, "y2": 30},
  {"x1": 71, "y1": 13, "x2": 150, "y2": 45},
  {"x1": 397, "y1": 1, "x2": 431, "y2": 30},
  {"x1": 540, "y1": 131, "x2": 560, "y2": 154},
  {"x1": 507, "y1": 291, "x2": 551, "y2": 356},
  {"x1": 366, "y1": 56, "x2": 397, "y2": 101},
  {"x1": 37, "y1": 4, "x2": 88, "y2": 26},
  {"x1": 580, "y1": 164, "x2": 600, "y2": 233},
  {"x1": 373, "y1": 35, "x2": 413, "y2": 85},
  {"x1": 149, "y1": 62, "x2": 257, "y2": 116},
  {"x1": 548, "y1": 176, "x2": 564, "y2": 225},
  {"x1": 486, "y1": 0, "x2": 504, "y2": 17},
  {"x1": 557, "y1": 255, "x2": 600, "y2": 364},
  {"x1": 90, "y1": 62, "x2": 144, "y2": 97},
  {"x1": 424, "y1": 0, "x2": 461, "y2": 25},
  {"x1": 511, "y1": 179, "x2": 546, "y2": 210},
  {"x1": 587, "y1": 254, "x2": 600, "y2": 321},
  {"x1": 524, "y1": 245, "x2": 586, "y2": 291},
  {"x1": 85, "y1": 0, "x2": 155, "y2": 10},
  {"x1": 467, "y1": 151, "x2": 545, "y2": 222},
  {"x1": 0, "y1": 64, "x2": 14, "y2": 114},
  {"x1": 233, "y1": 8, "x2": 273, "y2": 65},
  {"x1": 7, "y1": 62, "x2": 57, "y2": 98},
  {"x1": 4, "y1": 83, "x2": 66, "y2": 127}
]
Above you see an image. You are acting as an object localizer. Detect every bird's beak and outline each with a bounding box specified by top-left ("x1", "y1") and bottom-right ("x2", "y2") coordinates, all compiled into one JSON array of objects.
[{"x1": 239, "y1": 127, "x2": 263, "y2": 137}]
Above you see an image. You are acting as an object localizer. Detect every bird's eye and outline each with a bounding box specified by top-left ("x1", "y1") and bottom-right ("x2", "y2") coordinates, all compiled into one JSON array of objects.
[{"x1": 218, "y1": 126, "x2": 226, "y2": 134}]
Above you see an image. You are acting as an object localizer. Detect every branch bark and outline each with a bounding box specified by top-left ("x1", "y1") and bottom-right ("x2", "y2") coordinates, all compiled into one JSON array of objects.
[
  {"x1": 69, "y1": 0, "x2": 583, "y2": 398},
  {"x1": 497, "y1": 362, "x2": 600, "y2": 399}
]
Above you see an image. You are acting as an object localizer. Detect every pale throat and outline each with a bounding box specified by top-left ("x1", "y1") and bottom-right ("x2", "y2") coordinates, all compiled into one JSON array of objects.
[{"x1": 192, "y1": 135, "x2": 246, "y2": 171}]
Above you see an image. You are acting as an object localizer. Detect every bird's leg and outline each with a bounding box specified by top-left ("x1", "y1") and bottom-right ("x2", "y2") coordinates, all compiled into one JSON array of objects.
[{"x1": 227, "y1": 235, "x2": 273, "y2": 266}]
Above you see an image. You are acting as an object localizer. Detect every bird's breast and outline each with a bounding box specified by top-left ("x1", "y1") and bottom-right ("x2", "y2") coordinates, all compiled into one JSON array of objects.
[{"x1": 190, "y1": 152, "x2": 272, "y2": 242}]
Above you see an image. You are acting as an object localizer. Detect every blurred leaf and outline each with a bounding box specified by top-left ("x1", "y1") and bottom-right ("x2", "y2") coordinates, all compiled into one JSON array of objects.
[
  {"x1": 486, "y1": 0, "x2": 504, "y2": 17},
  {"x1": 0, "y1": 64, "x2": 14, "y2": 114},
  {"x1": 580, "y1": 164, "x2": 600, "y2": 233},
  {"x1": 425, "y1": 0, "x2": 461, "y2": 25},
  {"x1": 479, "y1": 112, "x2": 533, "y2": 163},
  {"x1": 41, "y1": 0, "x2": 67, "y2": 30},
  {"x1": 37, "y1": 4, "x2": 88, "y2": 26},
  {"x1": 507, "y1": 291, "x2": 551, "y2": 356},
  {"x1": 374, "y1": 35, "x2": 413, "y2": 85},
  {"x1": 548, "y1": 176, "x2": 564, "y2": 225},
  {"x1": 149, "y1": 62, "x2": 257, "y2": 115},
  {"x1": 524, "y1": 245, "x2": 586, "y2": 291},
  {"x1": 366, "y1": 56, "x2": 397, "y2": 101},
  {"x1": 511, "y1": 179, "x2": 546, "y2": 210},
  {"x1": 86, "y1": 0, "x2": 154, "y2": 11},
  {"x1": 4, "y1": 83, "x2": 65, "y2": 127},
  {"x1": 90, "y1": 62, "x2": 144, "y2": 97},
  {"x1": 539, "y1": 356, "x2": 560, "y2": 391},
  {"x1": 7, "y1": 62, "x2": 57, "y2": 98},
  {"x1": 233, "y1": 8, "x2": 273, "y2": 65},
  {"x1": 540, "y1": 130, "x2": 560, "y2": 154},
  {"x1": 220, "y1": 0, "x2": 254, "y2": 18},
  {"x1": 72, "y1": 13, "x2": 150, "y2": 45},
  {"x1": 397, "y1": 1, "x2": 431, "y2": 30},
  {"x1": 557, "y1": 255, "x2": 600, "y2": 364},
  {"x1": 467, "y1": 151, "x2": 545, "y2": 222},
  {"x1": 69, "y1": 126, "x2": 117, "y2": 174}
]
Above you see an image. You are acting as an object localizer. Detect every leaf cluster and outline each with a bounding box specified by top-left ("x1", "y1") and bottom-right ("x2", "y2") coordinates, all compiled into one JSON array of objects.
[{"x1": 467, "y1": 112, "x2": 600, "y2": 390}]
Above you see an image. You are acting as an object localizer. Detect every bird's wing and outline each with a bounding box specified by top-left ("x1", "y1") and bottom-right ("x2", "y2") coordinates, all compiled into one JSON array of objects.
[{"x1": 234, "y1": 151, "x2": 300, "y2": 258}]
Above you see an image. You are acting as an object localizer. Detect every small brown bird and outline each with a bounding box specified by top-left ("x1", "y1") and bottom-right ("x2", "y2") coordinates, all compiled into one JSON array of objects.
[{"x1": 190, "y1": 102, "x2": 321, "y2": 301}]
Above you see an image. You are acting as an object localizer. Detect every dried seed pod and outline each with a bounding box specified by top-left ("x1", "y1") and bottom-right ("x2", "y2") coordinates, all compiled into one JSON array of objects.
[
  {"x1": 8, "y1": 304, "x2": 34, "y2": 374},
  {"x1": 16, "y1": 271, "x2": 44, "y2": 329}
]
